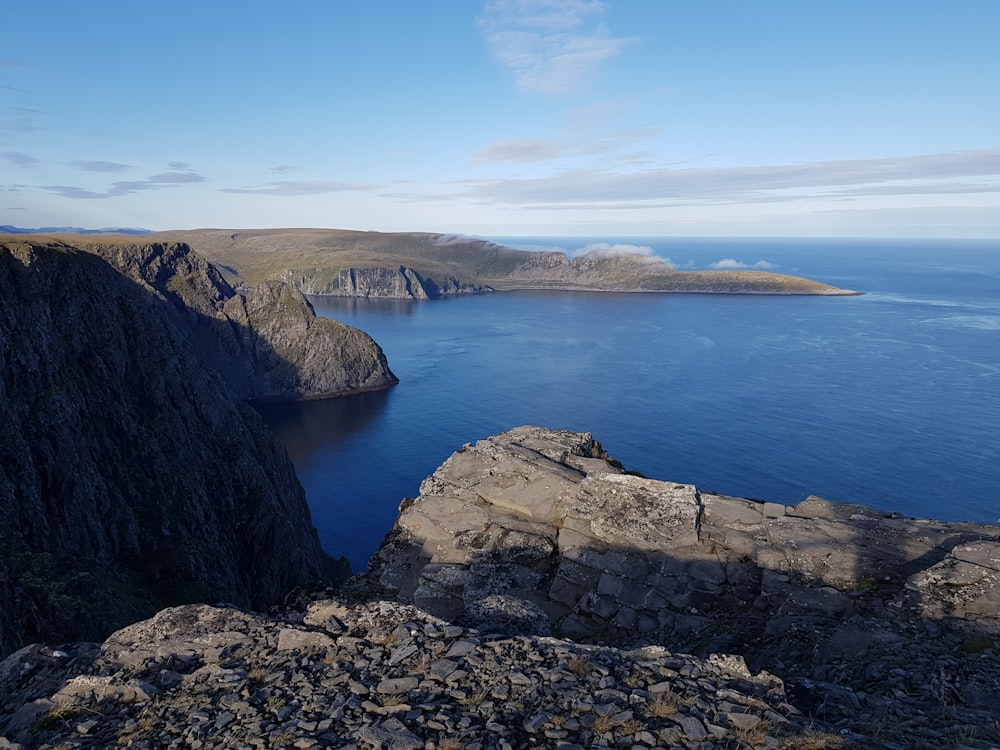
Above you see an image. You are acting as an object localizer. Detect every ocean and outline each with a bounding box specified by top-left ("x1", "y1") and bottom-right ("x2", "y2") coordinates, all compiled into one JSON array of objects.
[{"x1": 256, "y1": 237, "x2": 1000, "y2": 571}]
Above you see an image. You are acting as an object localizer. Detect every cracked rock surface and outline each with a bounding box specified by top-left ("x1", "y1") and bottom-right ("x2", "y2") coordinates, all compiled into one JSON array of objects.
[{"x1": 368, "y1": 426, "x2": 1000, "y2": 747}]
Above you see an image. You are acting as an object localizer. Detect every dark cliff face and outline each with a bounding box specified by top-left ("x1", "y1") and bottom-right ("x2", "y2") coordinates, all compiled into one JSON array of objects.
[
  {"x1": 0, "y1": 241, "x2": 342, "y2": 657},
  {"x1": 78, "y1": 239, "x2": 398, "y2": 400}
]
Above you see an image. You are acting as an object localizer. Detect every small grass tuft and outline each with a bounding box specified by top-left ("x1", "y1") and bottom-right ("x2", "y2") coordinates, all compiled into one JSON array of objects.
[
  {"x1": 116, "y1": 716, "x2": 156, "y2": 745},
  {"x1": 375, "y1": 692, "x2": 406, "y2": 707},
  {"x1": 34, "y1": 703, "x2": 80, "y2": 731},
  {"x1": 732, "y1": 719, "x2": 772, "y2": 747},
  {"x1": 619, "y1": 718, "x2": 645, "y2": 736},
  {"x1": 777, "y1": 728, "x2": 845, "y2": 749},
  {"x1": 647, "y1": 690, "x2": 681, "y2": 718},
  {"x1": 456, "y1": 688, "x2": 489, "y2": 707},
  {"x1": 622, "y1": 672, "x2": 642, "y2": 688},
  {"x1": 247, "y1": 667, "x2": 270, "y2": 682},
  {"x1": 567, "y1": 654, "x2": 593, "y2": 677}
]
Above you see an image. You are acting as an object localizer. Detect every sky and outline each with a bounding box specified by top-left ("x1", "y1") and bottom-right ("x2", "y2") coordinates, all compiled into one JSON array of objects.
[{"x1": 2, "y1": 1, "x2": 999, "y2": 237}]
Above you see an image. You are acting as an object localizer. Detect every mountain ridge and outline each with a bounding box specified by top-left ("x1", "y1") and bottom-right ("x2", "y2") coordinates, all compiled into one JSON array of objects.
[{"x1": 147, "y1": 228, "x2": 860, "y2": 297}]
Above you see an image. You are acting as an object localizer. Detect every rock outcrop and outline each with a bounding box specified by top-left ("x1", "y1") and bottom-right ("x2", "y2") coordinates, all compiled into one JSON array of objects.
[
  {"x1": 283, "y1": 265, "x2": 492, "y2": 300},
  {"x1": 71, "y1": 238, "x2": 398, "y2": 400},
  {"x1": 368, "y1": 426, "x2": 1000, "y2": 744},
  {"x1": 0, "y1": 240, "x2": 343, "y2": 658},
  {"x1": 0, "y1": 600, "x2": 845, "y2": 750}
]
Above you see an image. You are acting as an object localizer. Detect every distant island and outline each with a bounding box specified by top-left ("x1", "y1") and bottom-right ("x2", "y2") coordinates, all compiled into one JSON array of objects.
[
  {"x1": 0, "y1": 224, "x2": 151, "y2": 236},
  {"x1": 148, "y1": 228, "x2": 860, "y2": 298}
]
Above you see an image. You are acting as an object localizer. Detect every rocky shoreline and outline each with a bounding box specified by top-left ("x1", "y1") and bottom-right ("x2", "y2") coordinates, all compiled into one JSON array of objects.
[{"x1": 148, "y1": 228, "x2": 857, "y2": 298}]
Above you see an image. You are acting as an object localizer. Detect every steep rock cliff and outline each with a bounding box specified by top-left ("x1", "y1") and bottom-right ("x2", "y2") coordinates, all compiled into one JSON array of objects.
[
  {"x1": 282, "y1": 265, "x2": 493, "y2": 299},
  {"x1": 0, "y1": 240, "x2": 342, "y2": 657},
  {"x1": 75, "y1": 238, "x2": 398, "y2": 400}
]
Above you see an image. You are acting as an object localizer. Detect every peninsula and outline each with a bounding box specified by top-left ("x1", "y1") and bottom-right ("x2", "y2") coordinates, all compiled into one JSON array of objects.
[{"x1": 149, "y1": 228, "x2": 858, "y2": 298}]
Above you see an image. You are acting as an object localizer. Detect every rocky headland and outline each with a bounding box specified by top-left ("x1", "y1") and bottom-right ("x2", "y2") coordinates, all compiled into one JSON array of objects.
[
  {"x1": 41, "y1": 235, "x2": 399, "y2": 401},
  {"x1": 148, "y1": 228, "x2": 858, "y2": 298}
]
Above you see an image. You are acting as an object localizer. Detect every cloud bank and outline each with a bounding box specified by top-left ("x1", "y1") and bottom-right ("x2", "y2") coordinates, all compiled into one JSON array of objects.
[
  {"x1": 459, "y1": 148, "x2": 1000, "y2": 208},
  {"x1": 41, "y1": 164, "x2": 205, "y2": 199},
  {"x1": 710, "y1": 259, "x2": 778, "y2": 270},
  {"x1": 1, "y1": 151, "x2": 38, "y2": 167},
  {"x1": 472, "y1": 127, "x2": 659, "y2": 165},
  {"x1": 221, "y1": 180, "x2": 378, "y2": 197},
  {"x1": 478, "y1": 0, "x2": 635, "y2": 94},
  {"x1": 70, "y1": 160, "x2": 133, "y2": 173}
]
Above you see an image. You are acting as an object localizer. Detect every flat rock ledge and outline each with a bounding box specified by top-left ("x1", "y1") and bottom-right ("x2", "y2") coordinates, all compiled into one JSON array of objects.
[
  {"x1": 2, "y1": 601, "x2": 836, "y2": 750},
  {"x1": 366, "y1": 426, "x2": 1000, "y2": 748}
]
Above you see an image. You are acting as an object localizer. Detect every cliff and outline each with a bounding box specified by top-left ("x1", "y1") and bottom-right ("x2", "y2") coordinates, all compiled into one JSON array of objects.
[
  {"x1": 0, "y1": 240, "x2": 344, "y2": 657},
  {"x1": 367, "y1": 426, "x2": 1000, "y2": 745},
  {"x1": 58, "y1": 236, "x2": 399, "y2": 400},
  {"x1": 148, "y1": 228, "x2": 857, "y2": 297}
]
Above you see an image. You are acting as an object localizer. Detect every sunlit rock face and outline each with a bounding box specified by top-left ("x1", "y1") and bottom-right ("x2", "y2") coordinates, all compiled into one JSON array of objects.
[{"x1": 368, "y1": 426, "x2": 1000, "y2": 718}]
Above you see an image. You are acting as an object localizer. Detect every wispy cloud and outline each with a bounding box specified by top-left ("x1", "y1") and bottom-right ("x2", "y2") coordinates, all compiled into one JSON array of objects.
[
  {"x1": 478, "y1": 0, "x2": 635, "y2": 94},
  {"x1": 41, "y1": 164, "x2": 205, "y2": 199},
  {"x1": 69, "y1": 160, "x2": 133, "y2": 173},
  {"x1": 1, "y1": 151, "x2": 39, "y2": 167},
  {"x1": 710, "y1": 259, "x2": 778, "y2": 270},
  {"x1": 269, "y1": 164, "x2": 300, "y2": 174},
  {"x1": 474, "y1": 138, "x2": 564, "y2": 163},
  {"x1": 221, "y1": 180, "x2": 379, "y2": 196},
  {"x1": 472, "y1": 127, "x2": 658, "y2": 164},
  {"x1": 1, "y1": 106, "x2": 45, "y2": 134},
  {"x1": 572, "y1": 242, "x2": 671, "y2": 266},
  {"x1": 457, "y1": 148, "x2": 1000, "y2": 208}
]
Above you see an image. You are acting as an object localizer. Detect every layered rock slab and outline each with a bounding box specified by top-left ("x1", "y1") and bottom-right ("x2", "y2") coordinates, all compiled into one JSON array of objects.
[{"x1": 368, "y1": 426, "x2": 1000, "y2": 735}]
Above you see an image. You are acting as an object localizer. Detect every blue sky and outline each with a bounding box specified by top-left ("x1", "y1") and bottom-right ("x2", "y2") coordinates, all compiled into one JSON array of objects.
[{"x1": 2, "y1": 1, "x2": 998, "y2": 237}]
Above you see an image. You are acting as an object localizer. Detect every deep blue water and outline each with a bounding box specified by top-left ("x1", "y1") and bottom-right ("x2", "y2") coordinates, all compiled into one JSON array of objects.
[{"x1": 256, "y1": 238, "x2": 1000, "y2": 571}]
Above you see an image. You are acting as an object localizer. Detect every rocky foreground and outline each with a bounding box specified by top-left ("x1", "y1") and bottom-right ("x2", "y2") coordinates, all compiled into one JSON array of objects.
[
  {"x1": 1, "y1": 600, "x2": 847, "y2": 750},
  {"x1": 1, "y1": 428, "x2": 998, "y2": 749}
]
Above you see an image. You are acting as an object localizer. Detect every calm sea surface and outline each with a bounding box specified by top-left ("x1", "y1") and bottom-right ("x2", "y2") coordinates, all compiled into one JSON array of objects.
[{"x1": 256, "y1": 238, "x2": 1000, "y2": 571}]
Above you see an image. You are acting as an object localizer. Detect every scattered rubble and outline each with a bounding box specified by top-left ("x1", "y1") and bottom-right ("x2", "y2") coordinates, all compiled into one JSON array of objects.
[{"x1": 0, "y1": 601, "x2": 850, "y2": 750}]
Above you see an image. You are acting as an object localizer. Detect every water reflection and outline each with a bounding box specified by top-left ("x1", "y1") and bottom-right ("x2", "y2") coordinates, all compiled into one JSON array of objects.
[
  {"x1": 254, "y1": 389, "x2": 391, "y2": 464},
  {"x1": 308, "y1": 295, "x2": 421, "y2": 318}
]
